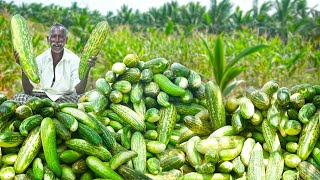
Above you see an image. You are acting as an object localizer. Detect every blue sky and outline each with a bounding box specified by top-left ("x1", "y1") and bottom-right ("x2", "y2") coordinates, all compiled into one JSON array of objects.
[{"x1": 5, "y1": 0, "x2": 320, "y2": 15}]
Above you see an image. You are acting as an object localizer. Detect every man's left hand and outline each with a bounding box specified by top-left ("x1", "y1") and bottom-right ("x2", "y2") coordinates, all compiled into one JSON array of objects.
[{"x1": 88, "y1": 56, "x2": 97, "y2": 68}]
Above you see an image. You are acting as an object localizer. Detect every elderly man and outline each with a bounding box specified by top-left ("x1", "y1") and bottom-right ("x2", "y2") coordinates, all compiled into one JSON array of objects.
[{"x1": 13, "y1": 23, "x2": 96, "y2": 104}]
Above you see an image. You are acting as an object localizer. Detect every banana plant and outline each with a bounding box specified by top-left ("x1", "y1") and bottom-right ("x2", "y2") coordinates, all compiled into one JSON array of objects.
[{"x1": 201, "y1": 34, "x2": 268, "y2": 96}]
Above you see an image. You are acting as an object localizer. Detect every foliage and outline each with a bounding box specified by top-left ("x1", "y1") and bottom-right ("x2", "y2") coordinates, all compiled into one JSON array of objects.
[
  {"x1": 0, "y1": 9, "x2": 319, "y2": 98},
  {"x1": 201, "y1": 34, "x2": 268, "y2": 96},
  {"x1": 0, "y1": 0, "x2": 319, "y2": 42}
]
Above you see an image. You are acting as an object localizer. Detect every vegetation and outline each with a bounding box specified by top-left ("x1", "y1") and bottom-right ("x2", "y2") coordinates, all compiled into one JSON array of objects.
[{"x1": 0, "y1": 0, "x2": 319, "y2": 98}]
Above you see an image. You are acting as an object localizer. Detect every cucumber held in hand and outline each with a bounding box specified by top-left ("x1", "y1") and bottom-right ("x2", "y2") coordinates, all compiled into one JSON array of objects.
[
  {"x1": 79, "y1": 21, "x2": 110, "y2": 80},
  {"x1": 11, "y1": 14, "x2": 40, "y2": 84}
]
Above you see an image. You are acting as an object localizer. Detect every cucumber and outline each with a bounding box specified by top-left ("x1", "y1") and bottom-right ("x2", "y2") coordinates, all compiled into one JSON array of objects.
[
  {"x1": 205, "y1": 81, "x2": 226, "y2": 130},
  {"x1": 204, "y1": 150, "x2": 220, "y2": 164},
  {"x1": 182, "y1": 136, "x2": 202, "y2": 167},
  {"x1": 86, "y1": 156, "x2": 123, "y2": 180},
  {"x1": 262, "y1": 120, "x2": 281, "y2": 153},
  {"x1": 55, "y1": 112, "x2": 78, "y2": 132},
  {"x1": 95, "y1": 78, "x2": 111, "y2": 95},
  {"x1": 61, "y1": 107, "x2": 100, "y2": 133},
  {"x1": 154, "y1": 74, "x2": 186, "y2": 96},
  {"x1": 76, "y1": 122, "x2": 102, "y2": 146},
  {"x1": 298, "y1": 103, "x2": 316, "y2": 124},
  {"x1": 33, "y1": 158, "x2": 44, "y2": 180},
  {"x1": 219, "y1": 137, "x2": 244, "y2": 161},
  {"x1": 284, "y1": 153, "x2": 301, "y2": 168},
  {"x1": 265, "y1": 151, "x2": 284, "y2": 180},
  {"x1": 19, "y1": 114, "x2": 43, "y2": 136},
  {"x1": 146, "y1": 141, "x2": 166, "y2": 154},
  {"x1": 40, "y1": 117, "x2": 61, "y2": 177},
  {"x1": 79, "y1": 21, "x2": 110, "y2": 80},
  {"x1": 65, "y1": 139, "x2": 112, "y2": 161},
  {"x1": 247, "y1": 143, "x2": 265, "y2": 180},
  {"x1": 283, "y1": 120, "x2": 302, "y2": 136},
  {"x1": 183, "y1": 115, "x2": 212, "y2": 136},
  {"x1": 160, "y1": 149, "x2": 185, "y2": 171},
  {"x1": 109, "y1": 150, "x2": 138, "y2": 170},
  {"x1": 15, "y1": 105, "x2": 33, "y2": 120},
  {"x1": 232, "y1": 156, "x2": 245, "y2": 176},
  {"x1": 0, "y1": 131, "x2": 25, "y2": 147},
  {"x1": 52, "y1": 118, "x2": 71, "y2": 140},
  {"x1": 117, "y1": 165, "x2": 152, "y2": 180},
  {"x1": 208, "y1": 125, "x2": 236, "y2": 138},
  {"x1": 246, "y1": 87, "x2": 270, "y2": 110},
  {"x1": 14, "y1": 127, "x2": 41, "y2": 174},
  {"x1": 297, "y1": 161, "x2": 320, "y2": 179},
  {"x1": 196, "y1": 136, "x2": 245, "y2": 154},
  {"x1": 0, "y1": 166, "x2": 15, "y2": 180},
  {"x1": 118, "y1": 68, "x2": 141, "y2": 83},
  {"x1": 110, "y1": 103, "x2": 145, "y2": 132},
  {"x1": 147, "y1": 158, "x2": 162, "y2": 175},
  {"x1": 239, "y1": 96, "x2": 255, "y2": 119},
  {"x1": 170, "y1": 62, "x2": 190, "y2": 77},
  {"x1": 131, "y1": 132, "x2": 147, "y2": 173},
  {"x1": 140, "y1": 69, "x2": 154, "y2": 83},
  {"x1": 71, "y1": 158, "x2": 88, "y2": 174},
  {"x1": 59, "y1": 150, "x2": 84, "y2": 163},
  {"x1": 11, "y1": 14, "x2": 40, "y2": 83},
  {"x1": 297, "y1": 113, "x2": 320, "y2": 160},
  {"x1": 157, "y1": 105, "x2": 177, "y2": 145},
  {"x1": 61, "y1": 164, "x2": 76, "y2": 180},
  {"x1": 143, "y1": 58, "x2": 169, "y2": 74}
]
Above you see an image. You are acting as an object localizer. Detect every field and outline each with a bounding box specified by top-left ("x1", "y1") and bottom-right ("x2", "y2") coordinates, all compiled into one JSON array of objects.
[{"x1": 0, "y1": 0, "x2": 319, "y2": 98}]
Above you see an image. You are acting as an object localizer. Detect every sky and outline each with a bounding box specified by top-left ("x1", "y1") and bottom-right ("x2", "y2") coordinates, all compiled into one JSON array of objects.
[{"x1": 5, "y1": 0, "x2": 320, "y2": 15}]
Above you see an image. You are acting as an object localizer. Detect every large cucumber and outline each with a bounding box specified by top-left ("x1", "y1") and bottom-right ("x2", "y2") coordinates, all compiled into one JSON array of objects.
[
  {"x1": 11, "y1": 14, "x2": 40, "y2": 83},
  {"x1": 79, "y1": 21, "x2": 110, "y2": 80}
]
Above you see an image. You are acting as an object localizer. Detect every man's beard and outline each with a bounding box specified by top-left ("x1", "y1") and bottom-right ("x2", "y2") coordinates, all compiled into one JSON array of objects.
[{"x1": 51, "y1": 42, "x2": 65, "y2": 53}]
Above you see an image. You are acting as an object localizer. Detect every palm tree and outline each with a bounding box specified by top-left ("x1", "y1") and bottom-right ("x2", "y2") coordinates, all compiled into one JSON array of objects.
[
  {"x1": 229, "y1": 6, "x2": 253, "y2": 30},
  {"x1": 179, "y1": 2, "x2": 207, "y2": 32},
  {"x1": 208, "y1": 0, "x2": 233, "y2": 33},
  {"x1": 116, "y1": 5, "x2": 133, "y2": 25},
  {"x1": 251, "y1": 0, "x2": 273, "y2": 35}
]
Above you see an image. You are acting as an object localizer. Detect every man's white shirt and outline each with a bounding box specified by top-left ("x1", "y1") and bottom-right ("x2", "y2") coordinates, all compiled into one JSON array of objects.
[{"x1": 30, "y1": 48, "x2": 81, "y2": 101}]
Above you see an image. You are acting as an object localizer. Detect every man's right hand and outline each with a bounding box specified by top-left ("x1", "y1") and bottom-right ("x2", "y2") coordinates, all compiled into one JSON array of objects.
[{"x1": 13, "y1": 49, "x2": 20, "y2": 65}]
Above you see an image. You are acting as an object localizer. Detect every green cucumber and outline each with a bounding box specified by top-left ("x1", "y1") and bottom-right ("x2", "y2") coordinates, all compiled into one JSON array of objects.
[
  {"x1": 40, "y1": 117, "x2": 61, "y2": 177},
  {"x1": 86, "y1": 156, "x2": 123, "y2": 180},
  {"x1": 109, "y1": 150, "x2": 138, "y2": 170},
  {"x1": 297, "y1": 113, "x2": 320, "y2": 160},
  {"x1": 131, "y1": 132, "x2": 147, "y2": 173},
  {"x1": 154, "y1": 74, "x2": 186, "y2": 96},
  {"x1": 247, "y1": 143, "x2": 265, "y2": 180},
  {"x1": 157, "y1": 105, "x2": 177, "y2": 145},
  {"x1": 205, "y1": 81, "x2": 226, "y2": 130},
  {"x1": 14, "y1": 127, "x2": 41, "y2": 174},
  {"x1": 65, "y1": 139, "x2": 112, "y2": 161}
]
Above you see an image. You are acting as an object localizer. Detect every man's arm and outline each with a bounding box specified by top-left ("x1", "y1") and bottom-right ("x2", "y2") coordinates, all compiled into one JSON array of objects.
[
  {"x1": 21, "y1": 71, "x2": 34, "y2": 94},
  {"x1": 75, "y1": 56, "x2": 97, "y2": 94},
  {"x1": 14, "y1": 50, "x2": 34, "y2": 94}
]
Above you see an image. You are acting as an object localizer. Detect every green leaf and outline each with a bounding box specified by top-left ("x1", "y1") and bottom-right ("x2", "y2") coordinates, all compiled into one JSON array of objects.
[
  {"x1": 201, "y1": 36, "x2": 219, "y2": 83},
  {"x1": 214, "y1": 34, "x2": 225, "y2": 85},
  {"x1": 286, "y1": 51, "x2": 306, "y2": 69},
  {"x1": 223, "y1": 80, "x2": 245, "y2": 97},
  {"x1": 224, "y1": 45, "x2": 269, "y2": 73},
  {"x1": 220, "y1": 66, "x2": 246, "y2": 91}
]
